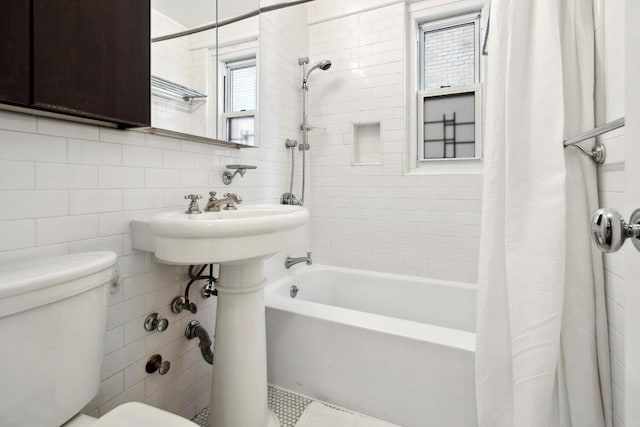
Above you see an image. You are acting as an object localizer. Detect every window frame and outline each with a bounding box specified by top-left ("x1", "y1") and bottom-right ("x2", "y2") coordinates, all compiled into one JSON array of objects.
[
  {"x1": 222, "y1": 58, "x2": 257, "y2": 144},
  {"x1": 406, "y1": 1, "x2": 487, "y2": 174}
]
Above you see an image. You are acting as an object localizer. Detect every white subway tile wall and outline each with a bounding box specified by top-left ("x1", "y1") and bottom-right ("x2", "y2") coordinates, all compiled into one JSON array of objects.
[
  {"x1": 597, "y1": 0, "x2": 626, "y2": 425},
  {"x1": 307, "y1": 0, "x2": 481, "y2": 283}
]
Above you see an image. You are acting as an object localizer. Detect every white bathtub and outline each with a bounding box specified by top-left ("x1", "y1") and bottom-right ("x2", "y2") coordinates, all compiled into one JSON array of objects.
[{"x1": 265, "y1": 265, "x2": 477, "y2": 427}]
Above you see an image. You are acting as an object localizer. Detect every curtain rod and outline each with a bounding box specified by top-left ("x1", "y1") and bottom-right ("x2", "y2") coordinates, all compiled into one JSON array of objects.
[{"x1": 152, "y1": 0, "x2": 315, "y2": 43}]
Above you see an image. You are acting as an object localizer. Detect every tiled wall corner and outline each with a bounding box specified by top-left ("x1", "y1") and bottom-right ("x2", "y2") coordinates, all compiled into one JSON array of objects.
[{"x1": 596, "y1": 0, "x2": 626, "y2": 425}]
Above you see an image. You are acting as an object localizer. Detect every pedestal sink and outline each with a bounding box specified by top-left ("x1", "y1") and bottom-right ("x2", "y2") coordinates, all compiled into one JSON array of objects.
[{"x1": 130, "y1": 204, "x2": 309, "y2": 427}]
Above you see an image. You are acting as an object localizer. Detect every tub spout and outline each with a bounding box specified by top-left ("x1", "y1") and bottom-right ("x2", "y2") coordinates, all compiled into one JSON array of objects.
[
  {"x1": 285, "y1": 252, "x2": 312, "y2": 269},
  {"x1": 185, "y1": 320, "x2": 213, "y2": 365}
]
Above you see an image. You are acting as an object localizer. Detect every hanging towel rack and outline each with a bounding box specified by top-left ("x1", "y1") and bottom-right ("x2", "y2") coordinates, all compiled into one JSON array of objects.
[
  {"x1": 563, "y1": 117, "x2": 625, "y2": 164},
  {"x1": 151, "y1": 75, "x2": 207, "y2": 109}
]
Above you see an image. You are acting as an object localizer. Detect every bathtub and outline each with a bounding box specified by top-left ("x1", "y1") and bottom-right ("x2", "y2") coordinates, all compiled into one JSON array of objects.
[{"x1": 265, "y1": 265, "x2": 477, "y2": 427}]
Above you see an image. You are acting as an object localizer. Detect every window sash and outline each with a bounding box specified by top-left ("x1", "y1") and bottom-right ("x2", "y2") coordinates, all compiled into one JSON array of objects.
[
  {"x1": 224, "y1": 59, "x2": 256, "y2": 114},
  {"x1": 222, "y1": 110, "x2": 255, "y2": 142},
  {"x1": 220, "y1": 57, "x2": 256, "y2": 143},
  {"x1": 417, "y1": 84, "x2": 482, "y2": 162},
  {"x1": 418, "y1": 13, "x2": 481, "y2": 91}
]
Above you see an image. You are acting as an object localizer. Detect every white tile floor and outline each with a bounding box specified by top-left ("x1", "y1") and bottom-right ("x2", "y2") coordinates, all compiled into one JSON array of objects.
[{"x1": 192, "y1": 385, "x2": 312, "y2": 427}]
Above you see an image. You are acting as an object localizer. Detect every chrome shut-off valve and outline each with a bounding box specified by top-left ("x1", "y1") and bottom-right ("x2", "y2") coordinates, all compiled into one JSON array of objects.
[{"x1": 591, "y1": 208, "x2": 640, "y2": 253}]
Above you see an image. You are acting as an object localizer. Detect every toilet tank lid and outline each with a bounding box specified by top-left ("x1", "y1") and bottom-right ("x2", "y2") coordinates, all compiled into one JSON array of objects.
[{"x1": 0, "y1": 251, "x2": 117, "y2": 300}]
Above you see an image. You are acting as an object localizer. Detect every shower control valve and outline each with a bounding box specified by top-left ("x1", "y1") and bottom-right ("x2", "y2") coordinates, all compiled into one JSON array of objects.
[
  {"x1": 171, "y1": 296, "x2": 197, "y2": 314},
  {"x1": 201, "y1": 281, "x2": 217, "y2": 298},
  {"x1": 144, "y1": 313, "x2": 169, "y2": 332},
  {"x1": 591, "y1": 208, "x2": 640, "y2": 253},
  {"x1": 145, "y1": 354, "x2": 170, "y2": 375}
]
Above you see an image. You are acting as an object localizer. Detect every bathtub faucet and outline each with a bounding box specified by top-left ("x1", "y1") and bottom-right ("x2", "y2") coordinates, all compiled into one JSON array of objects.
[{"x1": 285, "y1": 252, "x2": 312, "y2": 269}]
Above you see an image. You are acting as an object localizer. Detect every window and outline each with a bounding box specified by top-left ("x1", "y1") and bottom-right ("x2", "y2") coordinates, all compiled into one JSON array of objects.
[
  {"x1": 407, "y1": 4, "x2": 486, "y2": 172},
  {"x1": 223, "y1": 59, "x2": 257, "y2": 145},
  {"x1": 418, "y1": 14, "x2": 481, "y2": 161}
]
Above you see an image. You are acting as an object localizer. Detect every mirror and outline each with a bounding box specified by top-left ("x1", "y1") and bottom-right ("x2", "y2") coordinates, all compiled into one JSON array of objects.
[
  {"x1": 149, "y1": 0, "x2": 259, "y2": 147},
  {"x1": 215, "y1": 1, "x2": 259, "y2": 146}
]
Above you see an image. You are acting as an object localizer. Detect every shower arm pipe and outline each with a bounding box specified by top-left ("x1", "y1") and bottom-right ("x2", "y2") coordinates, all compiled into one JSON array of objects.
[
  {"x1": 563, "y1": 116, "x2": 624, "y2": 164},
  {"x1": 152, "y1": 0, "x2": 316, "y2": 43}
]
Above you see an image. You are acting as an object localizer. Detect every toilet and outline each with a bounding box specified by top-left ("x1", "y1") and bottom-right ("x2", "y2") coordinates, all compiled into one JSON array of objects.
[{"x1": 0, "y1": 252, "x2": 198, "y2": 427}]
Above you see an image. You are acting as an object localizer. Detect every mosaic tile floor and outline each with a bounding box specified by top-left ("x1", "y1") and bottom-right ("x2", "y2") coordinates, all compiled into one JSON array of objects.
[{"x1": 192, "y1": 385, "x2": 312, "y2": 427}]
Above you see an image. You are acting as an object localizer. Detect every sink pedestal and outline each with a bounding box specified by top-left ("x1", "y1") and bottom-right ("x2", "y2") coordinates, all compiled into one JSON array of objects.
[
  {"x1": 129, "y1": 204, "x2": 309, "y2": 427},
  {"x1": 210, "y1": 260, "x2": 279, "y2": 427}
]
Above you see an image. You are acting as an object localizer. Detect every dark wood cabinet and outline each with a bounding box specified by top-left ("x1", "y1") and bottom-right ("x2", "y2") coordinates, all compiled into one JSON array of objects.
[
  {"x1": 0, "y1": 0, "x2": 150, "y2": 128},
  {"x1": 0, "y1": 1, "x2": 31, "y2": 107}
]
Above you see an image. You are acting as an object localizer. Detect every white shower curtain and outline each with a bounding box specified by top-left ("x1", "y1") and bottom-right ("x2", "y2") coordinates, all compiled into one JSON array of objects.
[{"x1": 475, "y1": 1, "x2": 613, "y2": 426}]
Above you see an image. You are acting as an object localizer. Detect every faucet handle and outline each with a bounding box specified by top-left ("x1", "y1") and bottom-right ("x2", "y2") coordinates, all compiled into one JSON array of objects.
[
  {"x1": 223, "y1": 193, "x2": 242, "y2": 203},
  {"x1": 184, "y1": 194, "x2": 202, "y2": 214},
  {"x1": 208, "y1": 191, "x2": 217, "y2": 200}
]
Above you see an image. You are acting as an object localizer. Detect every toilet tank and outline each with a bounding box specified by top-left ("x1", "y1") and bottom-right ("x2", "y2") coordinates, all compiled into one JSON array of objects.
[{"x1": 0, "y1": 252, "x2": 118, "y2": 427}]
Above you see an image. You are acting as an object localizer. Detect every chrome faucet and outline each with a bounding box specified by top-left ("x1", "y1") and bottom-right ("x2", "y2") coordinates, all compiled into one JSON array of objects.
[
  {"x1": 205, "y1": 191, "x2": 243, "y2": 212},
  {"x1": 285, "y1": 252, "x2": 312, "y2": 269}
]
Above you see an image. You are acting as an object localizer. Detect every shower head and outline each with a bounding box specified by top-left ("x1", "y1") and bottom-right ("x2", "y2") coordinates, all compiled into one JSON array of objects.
[
  {"x1": 303, "y1": 59, "x2": 332, "y2": 82},
  {"x1": 316, "y1": 60, "x2": 332, "y2": 71}
]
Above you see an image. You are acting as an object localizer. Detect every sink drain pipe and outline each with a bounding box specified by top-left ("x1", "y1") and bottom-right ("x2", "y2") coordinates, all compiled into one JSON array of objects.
[{"x1": 185, "y1": 320, "x2": 214, "y2": 365}]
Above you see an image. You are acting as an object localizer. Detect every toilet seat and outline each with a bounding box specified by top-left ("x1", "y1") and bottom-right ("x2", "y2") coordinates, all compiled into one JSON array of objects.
[{"x1": 91, "y1": 402, "x2": 199, "y2": 427}]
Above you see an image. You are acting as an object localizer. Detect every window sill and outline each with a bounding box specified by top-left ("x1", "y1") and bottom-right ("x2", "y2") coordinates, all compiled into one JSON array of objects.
[{"x1": 406, "y1": 158, "x2": 484, "y2": 175}]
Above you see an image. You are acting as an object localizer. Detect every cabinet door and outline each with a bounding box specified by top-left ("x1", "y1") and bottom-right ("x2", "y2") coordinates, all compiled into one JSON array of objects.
[
  {"x1": 0, "y1": 1, "x2": 30, "y2": 106},
  {"x1": 32, "y1": 0, "x2": 150, "y2": 127}
]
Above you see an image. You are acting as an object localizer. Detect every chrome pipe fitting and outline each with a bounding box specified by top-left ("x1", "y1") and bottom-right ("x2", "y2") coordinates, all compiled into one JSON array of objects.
[
  {"x1": 146, "y1": 354, "x2": 170, "y2": 375},
  {"x1": 222, "y1": 164, "x2": 257, "y2": 185},
  {"x1": 171, "y1": 296, "x2": 197, "y2": 314},
  {"x1": 144, "y1": 313, "x2": 169, "y2": 332},
  {"x1": 285, "y1": 252, "x2": 312, "y2": 269}
]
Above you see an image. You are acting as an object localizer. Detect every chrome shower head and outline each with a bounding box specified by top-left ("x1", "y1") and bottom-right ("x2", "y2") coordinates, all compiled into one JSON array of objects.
[
  {"x1": 317, "y1": 60, "x2": 332, "y2": 71},
  {"x1": 303, "y1": 59, "x2": 332, "y2": 83}
]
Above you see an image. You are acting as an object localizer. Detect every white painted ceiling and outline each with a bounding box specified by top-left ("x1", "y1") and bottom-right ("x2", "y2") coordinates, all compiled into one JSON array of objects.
[{"x1": 152, "y1": 0, "x2": 259, "y2": 29}]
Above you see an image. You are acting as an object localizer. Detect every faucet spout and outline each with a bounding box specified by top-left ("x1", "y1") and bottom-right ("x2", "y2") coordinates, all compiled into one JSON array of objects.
[
  {"x1": 285, "y1": 252, "x2": 312, "y2": 269},
  {"x1": 205, "y1": 191, "x2": 242, "y2": 212}
]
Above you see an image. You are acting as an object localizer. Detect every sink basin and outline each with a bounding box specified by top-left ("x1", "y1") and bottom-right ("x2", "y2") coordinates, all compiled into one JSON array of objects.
[{"x1": 131, "y1": 204, "x2": 309, "y2": 265}]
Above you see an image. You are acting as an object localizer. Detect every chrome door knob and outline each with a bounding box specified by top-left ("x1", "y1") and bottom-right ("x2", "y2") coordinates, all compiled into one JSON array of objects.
[{"x1": 591, "y1": 208, "x2": 640, "y2": 253}]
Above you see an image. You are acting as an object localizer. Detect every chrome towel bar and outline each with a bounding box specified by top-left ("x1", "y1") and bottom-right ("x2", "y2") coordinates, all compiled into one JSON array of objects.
[{"x1": 563, "y1": 116, "x2": 625, "y2": 164}]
